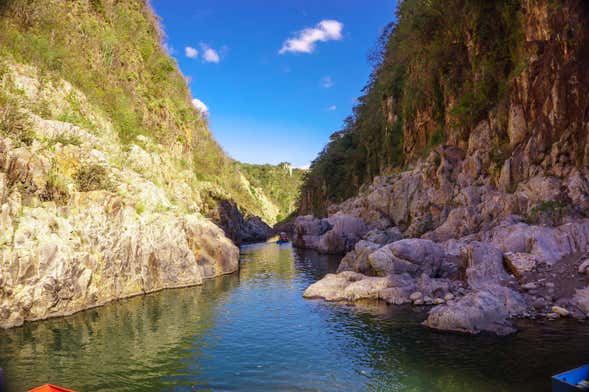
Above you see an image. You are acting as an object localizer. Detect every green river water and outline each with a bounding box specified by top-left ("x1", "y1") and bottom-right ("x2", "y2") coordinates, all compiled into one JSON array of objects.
[{"x1": 0, "y1": 242, "x2": 588, "y2": 391}]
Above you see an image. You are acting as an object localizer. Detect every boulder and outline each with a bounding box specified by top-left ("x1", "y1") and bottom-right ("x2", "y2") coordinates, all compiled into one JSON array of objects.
[
  {"x1": 551, "y1": 306, "x2": 569, "y2": 317},
  {"x1": 337, "y1": 240, "x2": 381, "y2": 274},
  {"x1": 424, "y1": 285, "x2": 526, "y2": 335},
  {"x1": 415, "y1": 273, "x2": 451, "y2": 299},
  {"x1": 303, "y1": 272, "x2": 415, "y2": 305},
  {"x1": 409, "y1": 292, "x2": 423, "y2": 301},
  {"x1": 573, "y1": 287, "x2": 589, "y2": 315},
  {"x1": 464, "y1": 242, "x2": 511, "y2": 289},
  {"x1": 302, "y1": 271, "x2": 365, "y2": 302},
  {"x1": 486, "y1": 221, "x2": 589, "y2": 265},
  {"x1": 504, "y1": 252, "x2": 539, "y2": 277},
  {"x1": 362, "y1": 227, "x2": 402, "y2": 245},
  {"x1": 578, "y1": 258, "x2": 589, "y2": 275},
  {"x1": 368, "y1": 239, "x2": 445, "y2": 277}
]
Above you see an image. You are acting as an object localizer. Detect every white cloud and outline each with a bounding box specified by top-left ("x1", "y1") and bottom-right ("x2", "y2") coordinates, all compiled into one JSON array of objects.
[
  {"x1": 321, "y1": 76, "x2": 334, "y2": 88},
  {"x1": 201, "y1": 44, "x2": 220, "y2": 63},
  {"x1": 192, "y1": 98, "x2": 208, "y2": 115},
  {"x1": 279, "y1": 19, "x2": 343, "y2": 54},
  {"x1": 298, "y1": 164, "x2": 310, "y2": 170},
  {"x1": 327, "y1": 105, "x2": 337, "y2": 111},
  {"x1": 185, "y1": 46, "x2": 198, "y2": 59}
]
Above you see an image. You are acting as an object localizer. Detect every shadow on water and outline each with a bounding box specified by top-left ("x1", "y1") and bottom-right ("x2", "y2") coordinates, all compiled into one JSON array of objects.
[{"x1": 0, "y1": 242, "x2": 588, "y2": 391}]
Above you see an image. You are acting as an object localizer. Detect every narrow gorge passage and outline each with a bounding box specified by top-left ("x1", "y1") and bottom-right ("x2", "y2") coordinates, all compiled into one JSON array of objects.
[{"x1": 1, "y1": 243, "x2": 588, "y2": 392}]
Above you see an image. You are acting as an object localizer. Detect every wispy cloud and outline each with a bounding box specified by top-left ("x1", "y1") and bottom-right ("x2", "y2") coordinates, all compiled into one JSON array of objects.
[
  {"x1": 279, "y1": 20, "x2": 343, "y2": 54},
  {"x1": 327, "y1": 105, "x2": 337, "y2": 111},
  {"x1": 200, "y1": 43, "x2": 220, "y2": 63},
  {"x1": 185, "y1": 46, "x2": 198, "y2": 59},
  {"x1": 192, "y1": 98, "x2": 208, "y2": 115},
  {"x1": 321, "y1": 76, "x2": 334, "y2": 88}
]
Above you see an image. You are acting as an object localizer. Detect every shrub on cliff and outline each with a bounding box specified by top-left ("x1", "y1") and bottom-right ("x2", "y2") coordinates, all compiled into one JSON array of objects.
[{"x1": 74, "y1": 163, "x2": 114, "y2": 193}]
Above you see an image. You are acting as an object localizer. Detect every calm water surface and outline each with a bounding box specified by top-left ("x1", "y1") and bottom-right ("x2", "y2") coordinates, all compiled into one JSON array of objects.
[{"x1": 1, "y1": 242, "x2": 588, "y2": 391}]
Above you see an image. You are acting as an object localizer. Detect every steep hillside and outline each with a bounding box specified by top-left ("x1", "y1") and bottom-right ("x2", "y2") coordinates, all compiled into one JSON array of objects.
[
  {"x1": 238, "y1": 162, "x2": 304, "y2": 223},
  {"x1": 301, "y1": 0, "x2": 589, "y2": 216},
  {"x1": 0, "y1": 0, "x2": 290, "y2": 328},
  {"x1": 295, "y1": 0, "x2": 589, "y2": 335},
  {"x1": 0, "y1": 0, "x2": 288, "y2": 233}
]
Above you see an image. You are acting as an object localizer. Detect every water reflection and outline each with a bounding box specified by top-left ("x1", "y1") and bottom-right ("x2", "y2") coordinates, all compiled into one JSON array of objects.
[{"x1": 0, "y1": 243, "x2": 587, "y2": 392}]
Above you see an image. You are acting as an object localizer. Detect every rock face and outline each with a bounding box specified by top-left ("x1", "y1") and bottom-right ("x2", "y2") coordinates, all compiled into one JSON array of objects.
[
  {"x1": 293, "y1": 1, "x2": 589, "y2": 332},
  {"x1": 0, "y1": 202, "x2": 238, "y2": 329},
  {"x1": 205, "y1": 198, "x2": 271, "y2": 244},
  {"x1": 292, "y1": 0, "x2": 589, "y2": 335},
  {"x1": 0, "y1": 62, "x2": 240, "y2": 328},
  {"x1": 292, "y1": 213, "x2": 368, "y2": 254}
]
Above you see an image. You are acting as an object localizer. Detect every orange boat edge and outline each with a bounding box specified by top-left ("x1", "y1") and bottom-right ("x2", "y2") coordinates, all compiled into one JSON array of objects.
[{"x1": 27, "y1": 384, "x2": 77, "y2": 392}]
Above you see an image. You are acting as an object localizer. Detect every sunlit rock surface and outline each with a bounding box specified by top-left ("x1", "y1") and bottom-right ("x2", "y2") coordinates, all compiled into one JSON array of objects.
[{"x1": 0, "y1": 62, "x2": 239, "y2": 328}]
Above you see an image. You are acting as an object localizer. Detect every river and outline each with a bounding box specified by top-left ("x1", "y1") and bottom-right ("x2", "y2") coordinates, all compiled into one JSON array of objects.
[{"x1": 0, "y1": 242, "x2": 588, "y2": 391}]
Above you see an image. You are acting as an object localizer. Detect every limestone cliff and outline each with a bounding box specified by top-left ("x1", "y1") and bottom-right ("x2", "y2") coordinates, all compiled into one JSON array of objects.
[
  {"x1": 296, "y1": 0, "x2": 589, "y2": 335},
  {"x1": 0, "y1": 60, "x2": 241, "y2": 328},
  {"x1": 0, "y1": 0, "x2": 279, "y2": 328}
]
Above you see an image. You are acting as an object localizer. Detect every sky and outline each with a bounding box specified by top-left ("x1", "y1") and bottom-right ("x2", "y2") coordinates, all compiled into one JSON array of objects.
[{"x1": 150, "y1": 0, "x2": 397, "y2": 168}]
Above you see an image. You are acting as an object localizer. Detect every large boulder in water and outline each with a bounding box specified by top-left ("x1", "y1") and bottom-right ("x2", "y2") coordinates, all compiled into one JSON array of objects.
[
  {"x1": 424, "y1": 285, "x2": 526, "y2": 335},
  {"x1": 303, "y1": 271, "x2": 415, "y2": 304}
]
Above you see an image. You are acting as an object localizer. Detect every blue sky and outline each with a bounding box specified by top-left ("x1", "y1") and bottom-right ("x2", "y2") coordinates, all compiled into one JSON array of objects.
[{"x1": 151, "y1": 0, "x2": 396, "y2": 168}]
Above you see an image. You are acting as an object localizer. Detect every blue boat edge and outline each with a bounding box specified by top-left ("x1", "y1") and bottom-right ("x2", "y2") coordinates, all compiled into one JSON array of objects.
[{"x1": 552, "y1": 364, "x2": 589, "y2": 391}]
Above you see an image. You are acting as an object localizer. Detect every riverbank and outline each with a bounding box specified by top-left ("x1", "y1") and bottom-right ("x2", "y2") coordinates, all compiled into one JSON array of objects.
[
  {"x1": 293, "y1": 146, "x2": 589, "y2": 335},
  {"x1": 1, "y1": 242, "x2": 588, "y2": 391}
]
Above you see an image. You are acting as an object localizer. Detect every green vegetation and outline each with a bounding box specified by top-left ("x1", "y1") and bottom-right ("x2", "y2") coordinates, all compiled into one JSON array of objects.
[
  {"x1": 238, "y1": 162, "x2": 305, "y2": 222},
  {"x1": 0, "y1": 0, "x2": 197, "y2": 145},
  {"x1": 525, "y1": 200, "x2": 568, "y2": 225},
  {"x1": 41, "y1": 164, "x2": 70, "y2": 204},
  {"x1": 0, "y1": 90, "x2": 34, "y2": 145},
  {"x1": 74, "y1": 163, "x2": 113, "y2": 192},
  {"x1": 301, "y1": 0, "x2": 524, "y2": 214},
  {"x1": 0, "y1": 0, "x2": 302, "y2": 225},
  {"x1": 49, "y1": 133, "x2": 83, "y2": 146}
]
